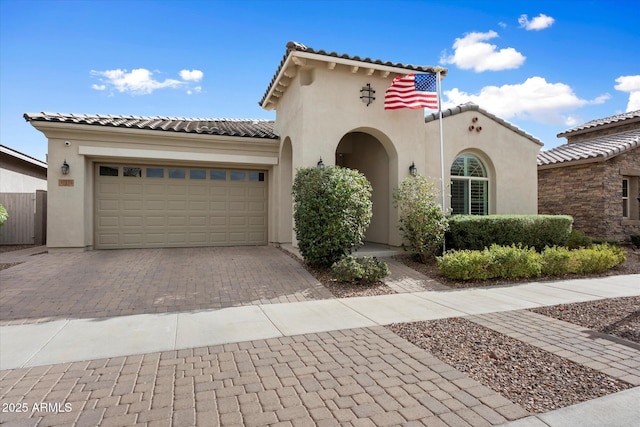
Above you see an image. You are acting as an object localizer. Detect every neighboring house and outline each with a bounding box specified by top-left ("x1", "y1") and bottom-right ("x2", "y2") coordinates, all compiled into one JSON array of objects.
[
  {"x1": 24, "y1": 41, "x2": 541, "y2": 252},
  {"x1": 538, "y1": 110, "x2": 640, "y2": 241},
  {"x1": 0, "y1": 145, "x2": 47, "y2": 192},
  {"x1": 0, "y1": 145, "x2": 48, "y2": 244}
]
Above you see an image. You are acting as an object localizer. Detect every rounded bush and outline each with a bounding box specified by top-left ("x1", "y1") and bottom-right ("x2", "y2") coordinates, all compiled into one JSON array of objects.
[
  {"x1": 293, "y1": 166, "x2": 372, "y2": 267},
  {"x1": 331, "y1": 256, "x2": 390, "y2": 283}
]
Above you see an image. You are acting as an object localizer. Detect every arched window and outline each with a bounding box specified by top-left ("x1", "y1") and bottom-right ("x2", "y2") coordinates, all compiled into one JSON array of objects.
[{"x1": 450, "y1": 154, "x2": 489, "y2": 215}]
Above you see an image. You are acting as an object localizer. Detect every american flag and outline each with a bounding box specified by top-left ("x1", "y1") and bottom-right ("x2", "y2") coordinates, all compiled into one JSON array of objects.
[{"x1": 384, "y1": 73, "x2": 439, "y2": 110}]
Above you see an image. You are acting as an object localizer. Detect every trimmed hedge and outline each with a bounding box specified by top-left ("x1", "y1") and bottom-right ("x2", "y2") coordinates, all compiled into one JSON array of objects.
[
  {"x1": 446, "y1": 215, "x2": 573, "y2": 251},
  {"x1": 437, "y1": 244, "x2": 626, "y2": 281}
]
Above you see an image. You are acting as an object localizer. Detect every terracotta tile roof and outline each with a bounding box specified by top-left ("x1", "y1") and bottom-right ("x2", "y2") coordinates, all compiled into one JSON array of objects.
[
  {"x1": 537, "y1": 128, "x2": 640, "y2": 168},
  {"x1": 23, "y1": 112, "x2": 278, "y2": 139},
  {"x1": 424, "y1": 102, "x2": 544, "y2": 146},
  {"x1": 260, "y1": 41, "x2": 447, "y2": 108},
  {"x1": 557, "y1": 109, "x2": 640, "y2": 137}
]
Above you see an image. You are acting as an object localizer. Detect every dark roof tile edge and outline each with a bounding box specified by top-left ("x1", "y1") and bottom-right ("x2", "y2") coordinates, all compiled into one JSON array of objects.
[
  {"x1": 557, "y1": 109, "x2": 640, "y2": 137},
  {"x1": 537, "y1": 132, "x2": 640, "y2": 167},
  {"x1": 23, "y1": 113, "x2": 278, "y2": 139},
  {"x1": 424, "y1": 103, "x2": 544, "y2": 146},
  {"x1": 259, "y1": 41, "x2": 447, "y2": 107}
]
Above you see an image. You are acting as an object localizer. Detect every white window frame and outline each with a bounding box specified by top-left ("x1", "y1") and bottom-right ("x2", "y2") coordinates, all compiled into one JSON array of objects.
[
  {"x1": 450, "y1": 154, "x2": 490, "y2": 215},
  {"x1": 622, "y1": 178, "x2": 629, "y2": 219}
]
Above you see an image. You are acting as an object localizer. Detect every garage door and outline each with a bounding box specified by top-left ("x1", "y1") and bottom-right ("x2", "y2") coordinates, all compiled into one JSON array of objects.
[{"x1": 95, "y1": 164, "x2": 267, "y2": 249}]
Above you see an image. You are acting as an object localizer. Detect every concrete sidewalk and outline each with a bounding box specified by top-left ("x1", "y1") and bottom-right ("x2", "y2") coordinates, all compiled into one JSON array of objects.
[
  {"x1": 3, "y1": 274, "x2": 638, "y2": 370},
  {"x1": 1, "y1": 274, "x2": 639, "y2": 426}
]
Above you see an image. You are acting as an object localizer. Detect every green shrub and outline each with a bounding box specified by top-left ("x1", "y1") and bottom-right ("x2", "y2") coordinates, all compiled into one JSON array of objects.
[
  {"x1": 540, "y1": 246, "x2": 572, "y2": 276},
  {"x1": 632, "y1": 235, "x2": 640, "y2": 248},
  {"x1": 446, "y1": 214, "x2": 573, "y2": 251},
  {"x1": 393, "y1": 175, "x2": 448, "y2": 263},
  {"x1": 0, "y1": 204, "x2": 7, "y2": 228},
  {"x1": 437, "y1": 243, "x2": 625, "y2": 281},
  {"x1": 331, "y1": 256, "x2": 390, "y2": 283},
  {"x1": 570, "y1": 244, "x2": 626, "y2": 274},
  {"x1": 488, "y1": 244, "x2": 541, "y2": 279},
  {"x1": 292, "y1": 166, "x2": 372, "y2": 267},
  {"x1": 565, "y1": 229, "x2": 592, "y2": 249},
  {"x1": 436, "y1": 249, "x2": 494, "y2": 280}
]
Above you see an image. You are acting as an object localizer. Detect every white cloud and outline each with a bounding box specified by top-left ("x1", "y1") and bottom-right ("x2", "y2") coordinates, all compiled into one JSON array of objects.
[
  {"x1": 186, "y1": 86, "x2": 202, "y2": 95},
  {"x1": 91, "y1": 68, "x2": 204, "y2": 95},
  {"x1": 443, "y1": 76, "x2": 610, "y2": 125},
  {"x1": 180, "y1": 69, "x2": 203, "y2": 82},
  {"x1": 518, "y1": 13, "x2": 555, "y2": 31},
  {"x1": 614, "y1": 75, "x2": 640, "y2": 111},
  {"x1": 440, "y1": 31, "x2": 526, "y2": 72}
]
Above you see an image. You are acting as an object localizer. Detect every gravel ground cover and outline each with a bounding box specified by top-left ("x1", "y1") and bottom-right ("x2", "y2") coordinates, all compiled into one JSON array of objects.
[
  {"x1": 279, "y1": 247, "x2": 396, "y2": 298},
  {"x1": 387, "y1": 317, "x2": 633, "y2": 414},
  {"x1": 531, "y1": 296, "x2": 640, "y2": 344}
]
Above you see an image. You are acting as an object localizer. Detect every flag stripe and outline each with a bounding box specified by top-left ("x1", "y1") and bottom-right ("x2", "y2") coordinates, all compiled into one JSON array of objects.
[{"x1": 384, "y1": 73, "x2": 439, "y2": 110}]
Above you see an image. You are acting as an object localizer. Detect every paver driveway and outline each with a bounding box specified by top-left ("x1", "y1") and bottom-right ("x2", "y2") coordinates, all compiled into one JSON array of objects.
[{"x1": 0, "y1": 247, "x2": 332, "y2": 325}]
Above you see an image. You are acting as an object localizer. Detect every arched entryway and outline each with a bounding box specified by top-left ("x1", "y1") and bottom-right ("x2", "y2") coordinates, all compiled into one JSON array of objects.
[{"x1": 335, "y1": 131, "x2": 392, "y2": 244}]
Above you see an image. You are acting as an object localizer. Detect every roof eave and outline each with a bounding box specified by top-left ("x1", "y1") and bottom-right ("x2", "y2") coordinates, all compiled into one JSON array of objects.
[
  {"x1": 27, "y1": 119, "x2": 279, "y2": 144},
  {"x1": 260, "y1": 48, "x2": 447, "y2": 111}
]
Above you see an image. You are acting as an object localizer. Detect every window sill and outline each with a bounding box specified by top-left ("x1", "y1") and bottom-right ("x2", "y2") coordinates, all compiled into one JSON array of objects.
[{"x1": 622, "y1": 219, "x2": 640, "y2": 226}]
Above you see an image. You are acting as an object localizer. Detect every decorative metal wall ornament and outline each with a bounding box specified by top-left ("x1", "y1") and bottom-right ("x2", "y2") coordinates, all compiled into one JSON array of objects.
[{"x1": 360, "y1": 83, "x2": 376, "y2": 106}]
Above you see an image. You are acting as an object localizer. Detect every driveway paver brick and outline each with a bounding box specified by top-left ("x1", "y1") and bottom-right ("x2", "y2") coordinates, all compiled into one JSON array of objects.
[
  {"x1": 0, "y1": 247, "x2": 332, "y2": 325},
  {"x1": 0, "y1": 327, "x2": 530, "y2": 427}
]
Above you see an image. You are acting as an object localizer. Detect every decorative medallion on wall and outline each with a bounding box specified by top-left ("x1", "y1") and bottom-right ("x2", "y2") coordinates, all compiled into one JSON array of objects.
[{"x1": 360, "y1": 83, "x2": 376, "y2": 106}]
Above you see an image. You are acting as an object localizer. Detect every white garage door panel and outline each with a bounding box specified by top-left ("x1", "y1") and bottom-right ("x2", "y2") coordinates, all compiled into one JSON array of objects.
[{"x1": 95, "y1": 164, "x2": 267, "y2": 249}]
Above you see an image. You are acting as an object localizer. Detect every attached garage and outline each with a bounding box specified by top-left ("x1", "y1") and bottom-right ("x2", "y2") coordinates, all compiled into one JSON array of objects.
[{"x1": 95, "y1": 163, "x2": 267, "y2": 249}]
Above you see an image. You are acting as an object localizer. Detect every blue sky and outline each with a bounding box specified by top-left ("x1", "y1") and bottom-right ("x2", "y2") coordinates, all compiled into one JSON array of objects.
[{"x1": 1, "y1": 0, "x2": 639, "y2": 162}]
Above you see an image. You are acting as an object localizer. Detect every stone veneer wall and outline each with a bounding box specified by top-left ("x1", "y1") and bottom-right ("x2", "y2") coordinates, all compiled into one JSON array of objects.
[
  {"x1": 538, "y1": 162, "x2": 608, "y2": 238},
  {"x1": 603, "y1": 148, "x2": 640, "y2": 241},
  {"x1": 538, "y1": 147, "x2": 640, "y2": 241}
]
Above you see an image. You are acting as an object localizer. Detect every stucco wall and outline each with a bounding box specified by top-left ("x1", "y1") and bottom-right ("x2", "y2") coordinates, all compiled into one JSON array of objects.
[
  {"x1": 33, "y1": 122, "x2": 279, "y2": 251},
  {"x1": 0, "y1": 168, "x2": 47, "y2": 192},
  {"x1": 274, "y1": 64, "x2": 425, "y2": 246},
  {"x1": 425, "y1": 110, "x2": 541, "y2": 215}
]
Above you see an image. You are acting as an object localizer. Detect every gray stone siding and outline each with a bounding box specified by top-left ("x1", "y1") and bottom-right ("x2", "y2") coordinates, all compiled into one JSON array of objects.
[{"x1": 538, "y1": 147, "x2": 640, "y2": 241}]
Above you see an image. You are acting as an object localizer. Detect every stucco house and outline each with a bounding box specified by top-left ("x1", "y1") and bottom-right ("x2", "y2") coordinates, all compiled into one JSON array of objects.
[
  {"x1": 0, "y1": 145, "x2": 47, "y2": 193},
  {"x1": 538, "y1": 110, "x2": 640, "y2": 241},
  {"x1": 24, "y1": 41, "x2": 542, "y2": 252},
  {"x1": 0, "y1": 145, "x2": 47, "y2": 245}
]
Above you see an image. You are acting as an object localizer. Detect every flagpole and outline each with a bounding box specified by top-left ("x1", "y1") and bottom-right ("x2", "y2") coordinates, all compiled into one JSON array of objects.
[{"x1": 436, "y1": 70, "x2": 446, "y2": 253}]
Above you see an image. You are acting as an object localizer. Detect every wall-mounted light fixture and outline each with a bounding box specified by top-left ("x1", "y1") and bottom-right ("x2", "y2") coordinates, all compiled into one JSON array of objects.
[
  {"x1": 61, "y1": 160, "x2": 70, "y2": 175},
  {"x1": 360, "y1": 83, "x2": 376, "y2": 107},
  {"x1": 409, "y1": 162, "x2": 417, "y2": 176},
  {"x1": 317, "y1": 157, "x2": 325, "y2": 168}
]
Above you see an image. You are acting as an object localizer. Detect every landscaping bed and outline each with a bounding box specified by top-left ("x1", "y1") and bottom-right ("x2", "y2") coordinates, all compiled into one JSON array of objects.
[
  {"x1": 279, "y1": 247, "x2": 395, "y2": 298},
  {"x1": 532, "y1": 296, "x2": 640, "y2": 344},
  {"x1": 393, "y1": 245, "x2": 640, "y2": 289},
  {"x1": 388, "y1": 313, "x2": 634, "y2": 414}
]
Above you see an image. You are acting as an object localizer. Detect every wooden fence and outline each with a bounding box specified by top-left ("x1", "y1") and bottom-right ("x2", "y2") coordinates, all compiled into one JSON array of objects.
[{"x1": 0, "y1": 191, "x2": 47, "y2": 245}]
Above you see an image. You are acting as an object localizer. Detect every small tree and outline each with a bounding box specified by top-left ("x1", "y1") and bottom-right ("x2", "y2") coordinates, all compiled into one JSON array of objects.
[
  {"x1": 393, "y1": 175, "x2": 448, "y2": 263},
  {"x1": 292, "y1": 166, "x2": 372, "y2": 267}
]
